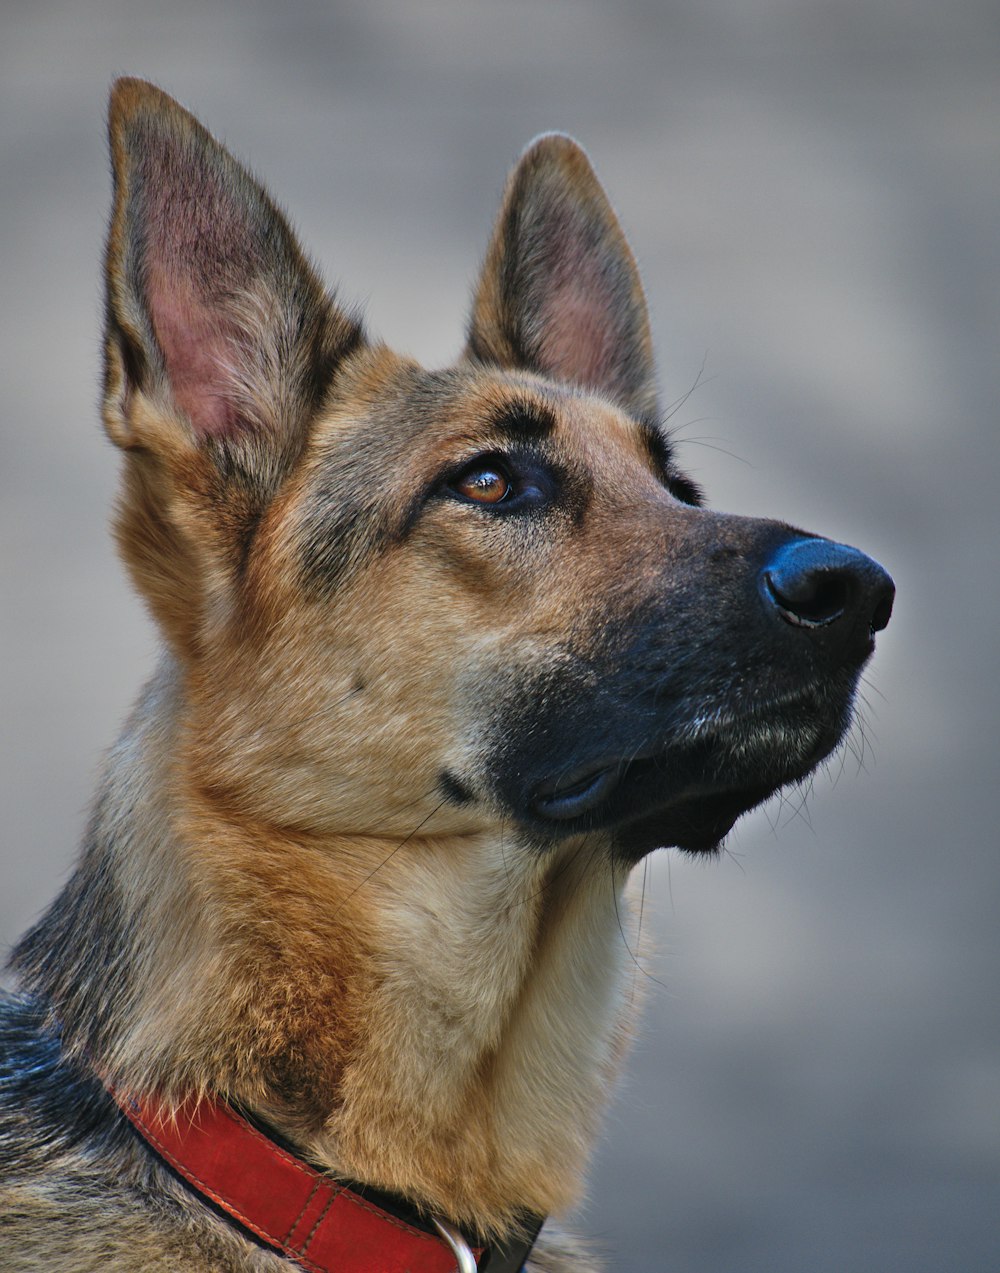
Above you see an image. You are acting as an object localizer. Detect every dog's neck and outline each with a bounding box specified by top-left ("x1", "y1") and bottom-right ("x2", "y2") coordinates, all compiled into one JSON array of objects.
[{"x1": 13, "y1": 655, "x2": 637, "y2": 1234}]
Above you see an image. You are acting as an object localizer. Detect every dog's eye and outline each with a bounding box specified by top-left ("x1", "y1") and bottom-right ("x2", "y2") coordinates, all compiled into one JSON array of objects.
[
  {"x1": 441, "y1": 453, "x2": 553, "y2": 513},
  {"x1": 450, "y1": 463, "x2": 513, "y2": 505}
]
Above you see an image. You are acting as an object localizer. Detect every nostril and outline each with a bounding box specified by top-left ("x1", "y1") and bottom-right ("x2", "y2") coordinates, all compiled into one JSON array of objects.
[
  {"x1": 870, "y1": 590, "x2": 894, "y2": 633},
  {"x1": 764, "y1": 566, "x2": 850, "y2": 628},
  {"x1": 762, "y1": 538, "x2": 894, "y2": 635}
]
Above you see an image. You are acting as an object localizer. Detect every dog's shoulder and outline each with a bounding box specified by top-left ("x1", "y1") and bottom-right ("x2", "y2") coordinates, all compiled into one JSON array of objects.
[
  {"x1": 0, "y1": 993, "x2": 275, "y2": 1271},
  {"x1": 0, "y1": 992, "x2": 121, "y2": 1168}
]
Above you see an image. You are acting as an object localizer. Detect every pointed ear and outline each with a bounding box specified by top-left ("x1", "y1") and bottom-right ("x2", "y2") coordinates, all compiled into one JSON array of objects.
[
  {"x1": 101, "y1": 80, "x2": 366, "y2": 653},
  {"x1": 102, "y1": 78, "x2": 364, "y2": 494},
  {"x1": 465, "y1": 134, "x2": 658, "y2": 419}
]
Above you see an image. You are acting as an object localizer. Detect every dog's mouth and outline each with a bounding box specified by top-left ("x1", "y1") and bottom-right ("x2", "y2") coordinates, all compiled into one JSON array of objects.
[
  {"x1": 532, "y1": 758, "x2": 772, "y2": 855},
  {"x1": 530, "y1": 755, "x2": 771, "y2": 856},
  {"x1": 525, "y1": 697, "x2": 848, "y2": 858}
]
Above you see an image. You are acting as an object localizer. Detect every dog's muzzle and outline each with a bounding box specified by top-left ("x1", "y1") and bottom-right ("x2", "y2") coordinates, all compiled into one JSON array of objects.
[{"x1": 492, "y1": 533, "x2": 895, "y2": 859}]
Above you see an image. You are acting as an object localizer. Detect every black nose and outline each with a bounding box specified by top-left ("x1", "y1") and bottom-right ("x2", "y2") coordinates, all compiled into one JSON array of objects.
[{"x1": 761, "y1": 538, "x2": 894, "y2": 637}]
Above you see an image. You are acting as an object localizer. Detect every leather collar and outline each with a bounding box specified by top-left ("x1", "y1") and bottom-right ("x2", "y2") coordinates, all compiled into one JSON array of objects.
[{"x1": 110, "y1": 1087, "x2": 541, "y2": 1272}]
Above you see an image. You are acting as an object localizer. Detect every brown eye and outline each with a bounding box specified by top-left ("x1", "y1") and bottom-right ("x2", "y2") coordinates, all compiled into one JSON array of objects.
[{"x1": 453, "y1": 465, "x2": 512, "y2": 504}]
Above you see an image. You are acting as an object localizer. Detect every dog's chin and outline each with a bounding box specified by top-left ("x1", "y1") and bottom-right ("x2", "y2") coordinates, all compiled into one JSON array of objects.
[
  {"x1": 522, "y1": 719, "x2": 846, "y2": 860},
  {"x1": 609, "y1": 785, "x2": 776, "y2": 858}
]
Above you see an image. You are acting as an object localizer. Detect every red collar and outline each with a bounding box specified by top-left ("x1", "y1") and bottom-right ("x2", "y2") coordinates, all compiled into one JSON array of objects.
[{"x1": 110, "y1": 1087, "x2": 520, "y2": 1272}]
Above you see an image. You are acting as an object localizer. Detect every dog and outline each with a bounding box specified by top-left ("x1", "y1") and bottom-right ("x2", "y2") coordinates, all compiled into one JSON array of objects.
[{"x1": 0, "y1": 78, "x2": 893, "y2": 1272}]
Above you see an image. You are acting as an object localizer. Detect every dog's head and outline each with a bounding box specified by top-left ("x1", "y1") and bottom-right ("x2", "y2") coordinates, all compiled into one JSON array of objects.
[{"x1": 102, "y1": 80, "x2": 892, "y2": 862}]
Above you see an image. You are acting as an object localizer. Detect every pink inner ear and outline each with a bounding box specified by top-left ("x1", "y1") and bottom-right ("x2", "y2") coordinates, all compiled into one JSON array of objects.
[
  {"x1": 537, "y1": 273, "x2": 619, "y2": 394},
  {"x1": 146, "y1": 267, "x2": 240, "y2": 439},
  {"x1": 531, "y1": 207, "x2": 627, "y2": 396}
]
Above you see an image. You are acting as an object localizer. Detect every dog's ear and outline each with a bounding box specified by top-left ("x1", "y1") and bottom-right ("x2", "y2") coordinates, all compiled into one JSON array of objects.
[
  {"x1": 103, "y1": 78, "x2": 363, "y2": 485},
  {"x1": 465, "y1": 134, "x2": 658, "y2": 419},
  {"x1": 101, "y1": 80, "x2": 364, "y2": 649}
]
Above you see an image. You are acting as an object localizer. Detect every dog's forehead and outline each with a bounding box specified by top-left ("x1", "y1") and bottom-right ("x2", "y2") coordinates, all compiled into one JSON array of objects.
[{"x1": 310, "y1": 356, "x2": 648, "y2": 467}]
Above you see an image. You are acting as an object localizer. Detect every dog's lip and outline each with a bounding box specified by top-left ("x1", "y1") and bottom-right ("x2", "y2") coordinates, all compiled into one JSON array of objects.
[
  {"x1": 529, "y1": 743, "x2": 755, "y2": 826},
  {"x1": 531, "y1": 760, "x2": 620, "y2": 820},
  {"x1": 529, "y1": 751, "x2": 770, "y2": 852},
  {"x1": 530, "y1": 754, "x2": 780, "y2": 856},
  {"x1": 527, "y1": 722, "x2": 835, "y2": 848}
]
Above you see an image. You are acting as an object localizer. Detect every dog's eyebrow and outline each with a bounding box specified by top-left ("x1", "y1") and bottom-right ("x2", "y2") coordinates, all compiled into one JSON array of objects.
[
  {"x1": 638, "y1": 416, "x2": 704, "y2": 506},
  {"x1": 487, "y1": 400, "x2": 557, "y2": 440},
  {"x1": 637, "y1": 416, "x2": 674, "y2": 469}
]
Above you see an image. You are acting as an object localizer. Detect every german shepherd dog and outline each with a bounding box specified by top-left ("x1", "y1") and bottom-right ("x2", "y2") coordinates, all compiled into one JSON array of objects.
[{"x1": 0, "y1": 80, "x2": 893, "y2": 1271}]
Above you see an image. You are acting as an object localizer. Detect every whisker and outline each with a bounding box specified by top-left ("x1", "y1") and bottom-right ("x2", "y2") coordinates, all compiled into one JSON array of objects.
[
  {"x1": 516, "y1": 832, "x2": 601, "y2": 908},
  {"x1": 611, "y1": 841, "x2": 668, "y2": 994},
  {"x1": 662, "y1": 351, "x2": 714, "y2": 423},
  {"x1": 329, "y1": 800, "x2": 447, "y2": 919},
  {"x1": 678, "y1": 435, "x2": 754, "y2": 467},
  {"x1": 263, "y1": 686, "x2": 367, "y2": 733},
  {"x1": 859, "y1": 672, "x2": 889, "y2": 707},
  {"x1": 629, "y1": 857, "x2": 651, "y2": 1009},
  {"x1": 497, "y1": 816, "x2": 513, "y2": 888}
]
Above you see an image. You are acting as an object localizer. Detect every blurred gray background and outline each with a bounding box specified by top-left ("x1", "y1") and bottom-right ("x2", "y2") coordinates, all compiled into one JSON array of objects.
[{"x1": 1, "y1": 3, "x2": 997, "y2": 1270}]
